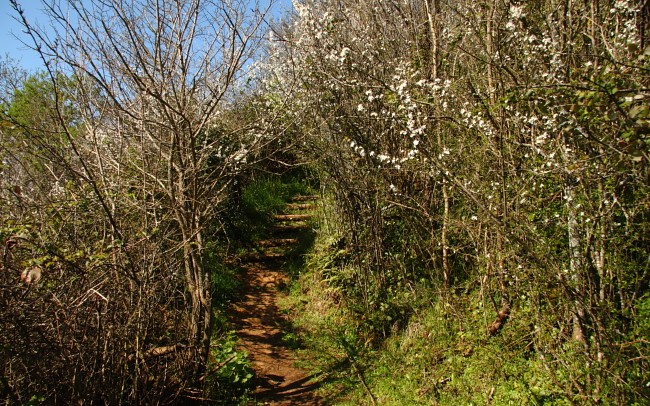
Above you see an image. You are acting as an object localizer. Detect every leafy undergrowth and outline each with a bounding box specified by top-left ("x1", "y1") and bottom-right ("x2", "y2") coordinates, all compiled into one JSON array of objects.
[
  {"x1": 284, "y1": 261, "x2": 538, "y2": 404},
  {"x1": 210, "y1": 177, "x2": 648, "y2": 405},
  {"x1": 225, "y1": 174, "x2": 316, "y2": 247},
  {"x1": 202, "y1": 240, "x2": 254, "y2": 404},
  {"x1": 281, "y1": 200, "x2": 649, "y2": 405},
  {"x1": 205, "y1": 331, "x2": 255, "y2": 404}
]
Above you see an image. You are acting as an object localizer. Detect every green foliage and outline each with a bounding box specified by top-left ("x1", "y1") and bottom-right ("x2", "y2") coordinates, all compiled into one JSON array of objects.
[
  {"x1": 281, "y1": 331, "x2": 303, "y2": 350},
  {"x1": 281, "y1": 191, "x2": 650, "y2": 404},
  {"x1": 206, "y1": 241, "x2": 240, "y2": 308},
  {"x1": 635, "y1": 294, "x2": 650, "y2": 340},
  {"x1": 7, "y1": 72, "x2": 56, "y2": 127},
  {"x1": 206, "y1": 331, "x2": 254, "y2": 403},
  {"x1": 23, "y1": 395, "x2": 46, "y2": 406},
  {"x1": 242, "y1": 178, "x2": 288, "y2": 214},
  {"x1": 225, "y1": 174, "x2": 315, "y2": 244},
  {"x1": 242, "y1": 176, "x2": 313, "y2": 213},
  {"x1": 5, "y1": 72, "x2": 80, "y2": 137}
]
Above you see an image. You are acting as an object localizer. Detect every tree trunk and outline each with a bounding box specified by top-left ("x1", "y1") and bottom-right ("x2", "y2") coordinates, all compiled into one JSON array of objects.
[
  {"x1": 565, "y1": 180, "x2": 587, "y2": 344},
  {"x1": 426, "y1": 0, "x2": 450, "y2": 288}
]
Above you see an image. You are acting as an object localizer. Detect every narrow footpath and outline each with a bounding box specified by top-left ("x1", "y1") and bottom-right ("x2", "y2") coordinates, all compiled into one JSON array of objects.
[{"x1": 229, "y1": 196, "x2": 323, "y2": 405}]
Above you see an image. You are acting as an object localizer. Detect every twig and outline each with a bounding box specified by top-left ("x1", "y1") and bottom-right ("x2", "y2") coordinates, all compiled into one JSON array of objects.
[
  {"x1": 198, "y1": 354, "x2": 238, "y2": 382},
  {"x1": 351, "y1": 360, "x2": 377, "y2": 406},
  {"x1": 127, "y1": 344, "x2": 186, "y2": 362}
]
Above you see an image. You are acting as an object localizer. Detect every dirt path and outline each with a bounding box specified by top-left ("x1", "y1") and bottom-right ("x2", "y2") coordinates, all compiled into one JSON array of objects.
[{"x1": 229, "y1": 198, "x2": 322, "y2": 405}]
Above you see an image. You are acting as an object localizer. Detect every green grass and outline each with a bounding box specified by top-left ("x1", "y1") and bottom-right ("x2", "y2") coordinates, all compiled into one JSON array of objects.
[
  {"x1": 226, "y1": 174, "x2": 317, "y2": 245},
  {"x1": 276, "y1": 197, "x2": 618, "y2": 405}
]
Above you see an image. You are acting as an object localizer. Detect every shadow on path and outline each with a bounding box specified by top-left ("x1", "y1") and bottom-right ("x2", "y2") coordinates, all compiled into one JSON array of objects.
[{"x1": 229, "y1": 196, "x2": 323, "y2": 405}]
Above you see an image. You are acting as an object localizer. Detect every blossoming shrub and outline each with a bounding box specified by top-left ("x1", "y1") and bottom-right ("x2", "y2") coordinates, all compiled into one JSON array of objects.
[{"x1": 266, "y1": 0, "x2": 650, "y2": 402}]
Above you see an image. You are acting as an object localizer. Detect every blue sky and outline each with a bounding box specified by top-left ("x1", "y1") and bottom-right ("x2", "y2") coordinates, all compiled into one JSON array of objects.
[
  {"x1": 0, "y1": 2, "x2": 45, "y2": 72},
  {"x1": 0, "y1": 1, "x2": 293, "y2": 73}
]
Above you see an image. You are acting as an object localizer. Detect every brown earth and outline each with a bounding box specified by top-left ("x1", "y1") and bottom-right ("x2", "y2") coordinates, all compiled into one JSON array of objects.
[{"x1": 229, "y1": 198, "x2": 323, "y2": 405}]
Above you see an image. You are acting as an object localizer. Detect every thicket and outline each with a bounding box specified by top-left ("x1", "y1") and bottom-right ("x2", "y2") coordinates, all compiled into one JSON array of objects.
[
  {"x1": 0, "y1": 0, "x2": 292, "y2": 403},
  {"x1": 267, "y1": 0, "x2": 650, "y2": 404}
]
